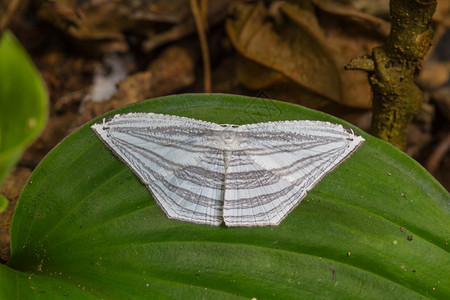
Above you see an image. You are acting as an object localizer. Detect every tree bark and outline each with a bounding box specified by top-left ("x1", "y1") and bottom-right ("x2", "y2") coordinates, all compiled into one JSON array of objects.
[{"x1": 346, "y1": 0, "x2": 436, "y2": 150}]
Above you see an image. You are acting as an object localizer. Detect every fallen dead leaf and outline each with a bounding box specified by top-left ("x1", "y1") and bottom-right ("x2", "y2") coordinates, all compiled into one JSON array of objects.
[
  {"x1": 36, "y1": 0, "x2": 192, "y2": 53},
  {"x1": 226, "y1": 0, "x2": 389, "y2": 110},
  {"x1": 227, "y1": 1, "x2": 341, "y2": 103},
  {"x1": 72, "y1": 45, "x2": 195, "y2": 130}
]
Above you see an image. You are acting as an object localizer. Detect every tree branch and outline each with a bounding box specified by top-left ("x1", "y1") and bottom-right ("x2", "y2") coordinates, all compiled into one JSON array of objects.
[{"x1": 346, "y1": 0, "x2": 436, "y2": 150}]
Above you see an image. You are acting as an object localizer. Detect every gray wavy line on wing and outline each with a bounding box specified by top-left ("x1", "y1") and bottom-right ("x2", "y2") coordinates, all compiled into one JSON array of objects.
[
  {"x1": 102, "y1": 132, "x2": 225, "y2": 224},
  {"x1": 227, "y1": 139, "x2": 344, "y2": 186},
  {"x1": 151, "y1": 177, "x2": 222, "y2": 215},
  {"x1": 238, "y1": 122, "x2": 351, "y2": 156},
  {"x1": 150, "y1": 177, "x2": 223, "y2": 224},
  {"x1": 236, "y1": 120, "x2": 363, "y2": 190},
  {"x1": 96, "y1": 113, "x2": 227, "y2": 224},
  {"x1": 236, "y1": 126, "x2": 349, "y2": 167},
  {"x1": 149, "y1": 148, "x2": 225, "y2": 225},
  {"x1": 107, "y1": 131, "x2": 223, "y2": 193},
  {"x1": 99, "y1": 113, "x2": 222, "y2": 175},
  {"x1": 223, "y1": 137, "x2": 344, "y2": 190},
  {"x1": 230, "y1": 141, "x2": 344, "y2": 175},
  {"x1": 223, "y1": 152, "x2": 306, "y2": 226},
  {"x1": 110, "y1": 129, "x2": 215, "y2": 167},
  {"x1": 115, "y1": 129, "x2": 219, "y2": 154},
  {"x1": 108, "y1": 134, "x2": 192, "y2": 177},
  {"x1": 237, "y1": 137, "x2": 347, "y2": 188},
  {"x1": 223, "y1": 120, "x2": 362, "y2": 225},
  {"x1": 103, "y1": 116, "x2": 354, "y2": 185},
  {"x1": 225, "y1": 181, "x2": 299, "y2": 210},
  {"x1": 106, "y1": 112, "x2": 222, "y2": 131},
  {"x1": 100, "y1": 112, "x2": 224, "y2": 169},
  {"x1": 224, "y1": 155, "x2": 281, "y2": 189},
  {"x1": 108, "y1": 133, "x2": 226, "y2": 191}
]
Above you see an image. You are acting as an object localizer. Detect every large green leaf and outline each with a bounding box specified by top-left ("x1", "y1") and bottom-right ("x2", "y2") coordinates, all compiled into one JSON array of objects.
[
  {"x1": 0, "y1": 30, "x2": 48, "y2": 186},
  {"x1": 3, "y1": 94, "x2": 449, "y2": 299}
]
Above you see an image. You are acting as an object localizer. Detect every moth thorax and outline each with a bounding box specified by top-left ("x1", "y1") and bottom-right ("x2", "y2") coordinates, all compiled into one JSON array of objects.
[{"x1": 220, "y1": 128, "x2": 238, "y2": 150}]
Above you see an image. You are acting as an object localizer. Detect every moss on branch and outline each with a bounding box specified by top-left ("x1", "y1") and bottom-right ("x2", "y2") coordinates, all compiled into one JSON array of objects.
[{"x1": 346, "y1": 0, "x2": 436, "y2": 150}]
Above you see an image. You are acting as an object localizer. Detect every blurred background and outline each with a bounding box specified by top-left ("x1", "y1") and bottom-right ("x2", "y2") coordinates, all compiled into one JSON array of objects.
[{"x1": 0, "y1": 0, "x2": 449, "y2": 197}]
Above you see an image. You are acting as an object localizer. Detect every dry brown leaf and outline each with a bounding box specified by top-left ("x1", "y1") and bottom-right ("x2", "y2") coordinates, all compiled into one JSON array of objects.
[
  {"x1": 113, "y1": 46, "x2": 195, "y2": 103},
  {"x1": 434, "y1": 0, "x2": 450, "y2": 27},
  {"x1": 71, "y1": 46, "x2": 195, "y2": 129},
  {"x1": 344, "y1": 0, "x2": 390, "y2": 18},
  {"x1": 37, "y1": 0, "x2": 233, "y2": 54},
  {"x1": 36, "y1": 0, "x2": 191, "y2": 52},
  {"x1": 311, "y1": 1, "x2": 389, "y2": 108},
  {"x1": 227, "y1": 1, "x2": 341, "y2": 103},
  {"x1": 226, "y1": 0, "x2": 389, "y2": 109},
  {"x1": 312, "y1": 0, "x2": 390, "y2": 35},
  {"x1": 142, "y1": 0, "x2": 232, "y2": 52}
]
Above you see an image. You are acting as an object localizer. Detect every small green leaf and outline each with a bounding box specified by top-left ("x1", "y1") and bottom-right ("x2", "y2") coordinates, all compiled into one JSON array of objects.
[
  {"x1": 3, "y1": 94, "x2": 449, "y2": 299},
  {"x1": 0, "y1": 30, "x2": 48, "y2": 186},
  {"x1": 0, "y1": 194, "x2": 6, "y2": 213}
]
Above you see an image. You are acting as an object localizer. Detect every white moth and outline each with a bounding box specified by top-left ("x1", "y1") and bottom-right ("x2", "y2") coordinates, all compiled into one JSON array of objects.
[{"x1": 91, "y1": 113, "x2": 364, "y2": 227}]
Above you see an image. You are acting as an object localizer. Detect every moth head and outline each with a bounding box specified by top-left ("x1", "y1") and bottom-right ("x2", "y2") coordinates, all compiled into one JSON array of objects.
[
  {"x1": 219, "y1": 124, "x2": 239, "y2": 129},
  {"x1": 219, "y1": 125, "x2": 239, "y2": 149}
]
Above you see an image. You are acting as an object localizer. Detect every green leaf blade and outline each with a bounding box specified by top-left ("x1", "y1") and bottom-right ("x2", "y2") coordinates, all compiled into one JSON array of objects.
[
  {"x1": 6, "y1": 94, "x2": 449, "y2": 298},
  {"x1": 0, "y1": 30, "x2": 48, "y2": 185}
]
